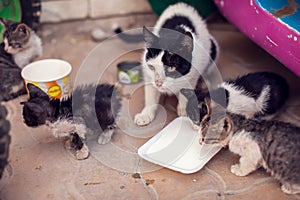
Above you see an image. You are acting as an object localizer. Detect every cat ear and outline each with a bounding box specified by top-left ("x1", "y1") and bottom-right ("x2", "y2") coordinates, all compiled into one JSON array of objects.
[
  {"x1": 143, "y1": 26, "x2": 158, "y2": 47},
  {"x1": 180, "y1": 88, "x2": 195, "y2": 99},
  {"x1": 27, "y1": 83, "x2": 49, "y2": 100},
  {"x1": 204, "y1": 97, "x2": 211, "y2": 115},
  {"x1": 179, "y1": 32, "x2": 193, "y2": 52},
  {"x1": 0, "y1": 18, "x2": 14, "y2": 28},
  {"x1": 209, "y1": 88, "x2": 229, "y2": 108},
  {"x1": 217, "y1": 116, "x2": 233, "y2": 143},
  {"x1": 223, "y1": 116, "x2": 232, "y2": 133},
  {"x1": 17, "y1": 23, "x2": 30, "y2": 36}
]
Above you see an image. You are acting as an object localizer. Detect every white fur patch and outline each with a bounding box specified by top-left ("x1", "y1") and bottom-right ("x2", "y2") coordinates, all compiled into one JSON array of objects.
[
  {"x1": 47, "y1": 119, "x2": 87, "y2": 139},
  {"x1": 13, "y1": 31, "x2": 42, "y2": 68},
  {"x1": 98, "y1": 129, "x2": 114, "y2": 144},
  {"x1": 229, "y1": 130, "x2": 262, "y2": 176},
  {"x1": 256, "y1": 85, "x2": 270, "y2": 113},
  {"x1": 76, "y1": 143, "x2": 89, "y2": 160},
  {"x1": 221, "y1": 83, "x2": 270, "y2": 118},
  {"x1": 229, "y1": 130, "x2": 262, "y2": 158}
]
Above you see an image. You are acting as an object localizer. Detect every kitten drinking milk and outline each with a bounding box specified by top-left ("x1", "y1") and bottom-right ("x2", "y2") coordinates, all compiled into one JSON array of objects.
[
  {"x1": 200, "y1": 112, "x2": 300, "y2": 195},
  {"x1": 21, "y1": 83, "x2": 122, "y2": 160},
  {"x1": 134, "y1": 3, "x2": 218, "y2": 126},
  {"x1": 181, "y1": 72, "x2": 289, "y2": 128}
]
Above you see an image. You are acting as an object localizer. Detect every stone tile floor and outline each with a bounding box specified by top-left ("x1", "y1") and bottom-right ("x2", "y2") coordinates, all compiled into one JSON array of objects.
[{"x1": 0, "y1": 13, "x2": 300, "y2": 200}]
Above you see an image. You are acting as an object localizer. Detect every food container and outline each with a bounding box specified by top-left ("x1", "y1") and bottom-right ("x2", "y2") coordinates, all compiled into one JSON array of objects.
[
  {"x1": 117, "y1": 61, "x2": 142, "y2": 84},
  {"x1": 21, "y1": 59, "x2": 72, "y2": 99},
  {"x1": 138, "y1": 117, "x2": 222, "y2": 174}
]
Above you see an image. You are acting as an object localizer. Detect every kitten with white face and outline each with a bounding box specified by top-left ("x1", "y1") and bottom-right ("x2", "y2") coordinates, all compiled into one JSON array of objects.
[
  {"x1": 0, "y1": 21, "x2": 42, "y2": 101},
  {"x1": 134, "y1": 3, "x2": 218, "y2": 126},
  {"x1": 3, "y1": 22, "x2": 42, "y2": 68},
  {"x1": 200, "y1": 112, "x2": 300, "y2": 195},
  {"x1": 181, "y1": 72, "x2": 289, "y2": 128}
]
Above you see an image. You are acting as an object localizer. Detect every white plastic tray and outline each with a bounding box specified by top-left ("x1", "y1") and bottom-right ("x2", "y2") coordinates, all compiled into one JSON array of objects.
[{"x1": 138, "y1": 117, "x2": 222, "y2": 174}]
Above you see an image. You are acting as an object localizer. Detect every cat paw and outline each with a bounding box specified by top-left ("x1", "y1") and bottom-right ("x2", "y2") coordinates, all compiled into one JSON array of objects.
[
  {"x1": 230, "y1": 164, "x2": 247, "y2": 176},
  {"x1": 75, "y1": 145, "x2": 89, "y2": 160},
  {"x1": 281, "y1": 185, "x2": 293, "y2": 194},
  {"x1": 97, "y1": 134, "x2": 111, "y2": 145},
  {"x1": 134, "y1": 112, "x2": 153, "y2": 126},
  {"x1": 281, "y1": 183, "x2": 300, "y2": 194}
]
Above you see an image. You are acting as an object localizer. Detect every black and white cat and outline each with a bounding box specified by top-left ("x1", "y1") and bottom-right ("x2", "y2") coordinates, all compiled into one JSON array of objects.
[
  {"x1": 21, "y1": 83, "x2": 122, "y2": 160},
  {"x1": 181, "y1": 72, "x2": 289, "y2": 128},
  {"x1": 134, "y1": 3, "x2": 218, "y2": 126},
  {"x1": 200, "y1": 112, "x2": 300, "y2": 194},
  {"x1": 0, "y1": 21, "x2": 42, "y2": 101}
]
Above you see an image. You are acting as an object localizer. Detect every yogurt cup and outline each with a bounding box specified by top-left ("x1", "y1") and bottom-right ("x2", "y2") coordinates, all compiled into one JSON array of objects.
[{"x1": 21, "y1": 59, "x2": 72, "y2": 99}]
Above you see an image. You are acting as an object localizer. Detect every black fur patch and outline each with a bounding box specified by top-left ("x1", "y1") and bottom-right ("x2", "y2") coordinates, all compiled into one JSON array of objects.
[
  {"x1": 181, "y1": 88, "x2": 210, "y2": 126},
  {"x1": 143, "y1": 26, "x2": 193, "y2": 78},
  {"x1": 161, "y1": 16, "x2": 195, "y2": 33},
  {"x1": 162, "y1": 51, "x2": 191, "y2": 78},
  {"x1": 209, "y1": 39, "x2": 217, "y2": 62},
  {"x1": 209, "y1": 87, "x2": 229, "y2": 108},
  {"x1": 71, "y1": 133, "x2": 83, "y2": 150},
  {"x1": 145, "y1": 48, "x2": 162, "y2": 61}
]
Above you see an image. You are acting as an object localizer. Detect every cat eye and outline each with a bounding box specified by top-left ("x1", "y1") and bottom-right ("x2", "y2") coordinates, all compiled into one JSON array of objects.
[
  {"x1": 167, "y1": 66, "x2": 176, "y2": 72},
  {"x1": 13, "y1": 44, "x2": 22, "y2": 49},
  {"x1": 10, "y1": 42, "x2": 22, "y2": 49},
  {"x1": 148, "y1": 64, "x2": 155, "y2": 71}
]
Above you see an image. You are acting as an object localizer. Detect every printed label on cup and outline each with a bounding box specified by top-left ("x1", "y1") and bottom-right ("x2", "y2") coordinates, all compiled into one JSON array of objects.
[{"x1": 21, "y1": 59, "x2": 72, "y2": 99}]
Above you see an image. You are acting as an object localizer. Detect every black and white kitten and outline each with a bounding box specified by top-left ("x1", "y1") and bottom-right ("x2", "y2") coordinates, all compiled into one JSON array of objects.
[
  {"x1": 181, "y1": 72, "x2": 289, "y2": 128},
  {"x1": 3, "y1": 21, "x2": 42, "y2": 68},
  {"x1": 21, "y1": 83, "x2": 122, "y2": 160},
  {"x1": 134, "y1": 3, "x2": 219, "y2": 126},
  {"x1": 200, "y1": 112, "x2": 300, "y2": 194},
  {"x1": 0, "y1": 22, "x2": 42, "y2": 101}
]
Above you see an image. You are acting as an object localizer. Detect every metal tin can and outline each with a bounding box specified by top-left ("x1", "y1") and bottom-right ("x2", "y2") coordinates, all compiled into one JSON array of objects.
[{"x1": 117, "y1": 61, "x2": 142, "y2": 84}]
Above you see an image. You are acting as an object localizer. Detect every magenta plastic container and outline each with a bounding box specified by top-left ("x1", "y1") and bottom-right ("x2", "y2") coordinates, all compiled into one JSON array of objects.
[{"x1": 214, "y1": 0, "x2": 300, "y2": 77}]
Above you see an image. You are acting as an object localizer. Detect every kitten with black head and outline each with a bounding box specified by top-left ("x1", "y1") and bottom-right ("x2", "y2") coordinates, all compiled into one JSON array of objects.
[
  {"x1": 181, "y1": 72, "x2": 289, "y2": 128},
  {"x1": 21, "y1": 83, "x2": 122, "y2": 160},
  {"x1": 200, "y1": 112, "x2": 300, "y2": 195},
  {"x1": 3, "y1": 21, "x2": 42, "y2": 68},
  {"x1": 134, "y1": 3, "x2": 219, "y2": 126},
  {"x1": 0, "y1": 21, "x2": 42, "y2": 101}
]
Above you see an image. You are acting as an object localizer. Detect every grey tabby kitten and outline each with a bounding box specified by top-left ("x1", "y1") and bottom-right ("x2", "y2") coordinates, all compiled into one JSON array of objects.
[
  {"x1": 0, "y1": 21, "x2": 42, "y2": 101},
  {"x1": 3, "y1": 21, "x2": 42, "y2": 68},
  {"x1": 200, "y1": 111, "x2": 300, "y2": 194}
]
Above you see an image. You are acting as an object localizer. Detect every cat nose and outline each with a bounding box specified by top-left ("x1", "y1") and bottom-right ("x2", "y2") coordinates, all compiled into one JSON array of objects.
[
  {"x1": 199, "y1": 137, "x2": 204, "y2": 145},
  {"x1": 155, "y1": 80, "x2": 163, "y2": 87}
]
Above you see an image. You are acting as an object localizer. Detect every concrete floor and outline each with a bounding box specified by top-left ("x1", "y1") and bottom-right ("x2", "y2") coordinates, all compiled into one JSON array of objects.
[{"x1": 1, "y1": 13, "x2": 300, "y2": 200}]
